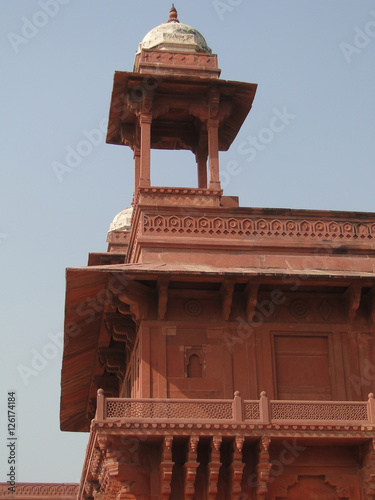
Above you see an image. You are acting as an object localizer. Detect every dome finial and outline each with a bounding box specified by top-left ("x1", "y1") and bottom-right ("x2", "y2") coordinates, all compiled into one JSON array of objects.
[{"x1": 168, "y1": 4, "x2": 179, "y2": 23}]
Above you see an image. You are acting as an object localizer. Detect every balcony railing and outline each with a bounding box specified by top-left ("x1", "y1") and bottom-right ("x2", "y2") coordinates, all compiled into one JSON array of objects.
[{"x1": 96, "y1": 390, "x2": 375, "y2": 426}]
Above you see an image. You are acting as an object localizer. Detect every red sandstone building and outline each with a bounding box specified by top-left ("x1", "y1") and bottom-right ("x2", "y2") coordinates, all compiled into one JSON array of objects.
[{"x1": 5, "y1": 6, "x2": 375, "y2": 500}]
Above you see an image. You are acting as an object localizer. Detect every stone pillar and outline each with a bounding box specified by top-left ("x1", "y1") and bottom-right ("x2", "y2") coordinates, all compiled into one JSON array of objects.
[
  {"x1": 160, "y1": 437, "x2": 174, "y2": 500},
  {"x1": 208, "y1": 436, "x2": 222, "y2": 500},
  {"x1": 196, "y1": 152, "x2": 208, "y2": 189},
  {"x1": 139, "y1": 114, "x2": 152, "y2": 187},
  {"x1": 207, "y1": 118, "x2": 221, "y2": 190},
  {"x1": 133, "y1": 146, "x2": 141, "y2": 196},
  {"x1": 256, "y1": 436, "x2": 271, "y2": 500},
  {"x1": 230, "y1": 437, "x2": 245, "y2": 500},
  {"x1": 183, "y1": 436, "x2": 199, "y2": 500}
]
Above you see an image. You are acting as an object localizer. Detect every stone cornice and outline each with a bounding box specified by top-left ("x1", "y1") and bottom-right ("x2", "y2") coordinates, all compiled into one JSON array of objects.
[{"x1": 92, "y1": 419, "x2": 375, "y2": 438}]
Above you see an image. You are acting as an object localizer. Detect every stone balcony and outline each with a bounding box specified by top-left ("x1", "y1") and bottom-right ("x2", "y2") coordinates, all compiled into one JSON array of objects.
[
  {"x1": 79, "y1": 391, "x2": 375, "y2": 500},
  {"x1": 97, "y1": 391, "x2": 375, "y2": 427}
]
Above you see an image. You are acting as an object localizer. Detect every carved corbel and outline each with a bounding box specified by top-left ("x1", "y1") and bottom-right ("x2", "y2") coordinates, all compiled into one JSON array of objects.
[
  {"x1": 120, "y1": 124, "x2": 135, "y2": 148},
  {"x1": 118, "y1": 280, "x2": 153, "y2": 322},
  {"x1": 220, "y1": 280, "x2": 234, "y2": 321},
  {"x1": 152, "y1": 100, "x2": 171, "y2": 119},
  {"x1": 245, "y1": 282, "x2": 259, "y2": 323},
  {"x1": 189, "y1": 103, "x2": 209, "y2": 122},
  {"x1": 88, "y1": 447, "x2": 104, "y2": 482},
  {"x1": 160, "y1": 437, "x2": 174, "y2": 500},
  {"x1": 116, "y1": 301, "x2": 132, "y2": 316},
  {"x1": 208, "y1": 436, "x2": 222, "y2": 500},
  {"x1": 111, "y1": 316, "x2": 136, "y2": 351},
  {"x1": 345, "y1": 284, "x2": 362, "y2": 323},
  {"x1": 98, "y1": 348, "x2": 126, "y2": 380},
  {"x1": 141, "y1": 93, "x2": 153, "y2": 115},
  {"x1": 125, "y1": 92, "x2": 141, "y2": 117},
  {"x1": 256, "y1": 436, "x2": 271, "y2": 500},
  {"x1": 97, "y1": 436, "x2": 112, "y2": 454},
  {"x1": 157, "y1": 280, "x2": 169, "y2": 321},
  {"x1": 184, "y1": 437, "x2": 199, "y2": 500},
  {"x1": 230, "y1": 437, "x2": 245, "y2": 500}
]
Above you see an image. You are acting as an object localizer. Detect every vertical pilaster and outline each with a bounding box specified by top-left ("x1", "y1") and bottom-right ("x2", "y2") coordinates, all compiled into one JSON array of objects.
[
  {"x1": 139, "y1": 113, "x2": 152, "y2": 187},
  {"x1": 160, "y1": 437, "x2": 174, "y2": 500},
  {"x1": 184, "y1": 436, "x2": 199, "y2": 499},
  {"x1": 208, "y1": 436, "x2": 222, "y2": 500}
]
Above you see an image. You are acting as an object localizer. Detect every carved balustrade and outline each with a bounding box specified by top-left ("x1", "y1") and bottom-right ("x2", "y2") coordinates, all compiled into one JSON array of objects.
[{"x1": 96, "y1": 389, "x2": 375, "y2": 426}]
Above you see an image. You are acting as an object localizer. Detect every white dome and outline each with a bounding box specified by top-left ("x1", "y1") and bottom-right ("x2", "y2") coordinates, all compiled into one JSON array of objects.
[
  {"x1": 108, "y1": 206, "x2": 133, "y2": 233},
  {"x1": 136, "y1": 8, "x2": 211, "y2": 55}
]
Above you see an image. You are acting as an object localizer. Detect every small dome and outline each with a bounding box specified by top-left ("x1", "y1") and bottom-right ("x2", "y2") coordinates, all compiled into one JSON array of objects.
[
  {"x1": 136, "y1": 6, "x2": 211, "y2": 55},
  {"x1": 108, "y1": 206, "x2": 133, "y2": 233}
]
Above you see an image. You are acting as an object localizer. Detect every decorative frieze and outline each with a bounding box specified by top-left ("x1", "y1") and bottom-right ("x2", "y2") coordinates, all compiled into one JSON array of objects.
[
  {"x1": 142, "y1": 213, "x2": 375, "y2": 241},
  {"x1": 0, "y1": 485, "x2": 79, "y2": 497}
]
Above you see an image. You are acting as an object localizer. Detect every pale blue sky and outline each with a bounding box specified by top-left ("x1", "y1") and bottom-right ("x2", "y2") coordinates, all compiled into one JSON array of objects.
[{"x1": 0, "y1": 0, "x2": 374, "y2": 482}]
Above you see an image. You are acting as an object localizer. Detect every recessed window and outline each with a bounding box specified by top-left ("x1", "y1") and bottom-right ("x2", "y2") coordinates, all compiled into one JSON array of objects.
[{"x1": 187, "y1": 353, "x2": 203, "y2": 378}]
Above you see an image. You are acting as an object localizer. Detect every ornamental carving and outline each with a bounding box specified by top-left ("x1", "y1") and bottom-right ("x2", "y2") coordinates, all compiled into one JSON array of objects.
[
  {"x1": 184, "y1": 299, "x2": 202, "y2": 316},
  {"x1": 0, "y1": 484, "x2": 79, "y2": 497},
  {"x1": 142, "y1": 215, "x2": 375, "y2": 241},
  {"x1": 106, "y1": 399, "x2": 233, "y2": 420},
  {"x1": 289, "y1": 299, "x2": 309, "y2": 319},
  {"x1": 270, "y1": 401, "x2": 368, "y2": 421},
  {"x1": 319, "y1": 299, "x2": 332, "y2": 321}
]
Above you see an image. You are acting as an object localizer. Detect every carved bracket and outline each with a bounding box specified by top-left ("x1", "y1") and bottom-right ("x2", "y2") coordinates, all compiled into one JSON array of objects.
[
  {"x1": 245, "y1": 282, "x2": 259, "y2": 323},
  {"x1": 345, "y1": 284, "x2": 362, "y2": 323},
  {"x1": 256, "y1": 436, "x2": 271, "y2": 500},
  {"x1": 160, "y1": 436, "x2": 174, "y2": 500},
  {"x1": 208, "y1": 437, "x2": 222, "y2": 500},
  {"x1": 220, "y1": 280, "x2": 234, "y2": 321},
  {"x1": 230, "y1": 437, "x2": 245, "y2": 500},
  {"x1": 98, "y1": 348, "x2": 126, "y2": 380},
  {"x1": 118, "y1": 280, "x2": 153, "y2": 322},
  {"x1": 184, "y1": 437, "x2": 199, "y2": 500},
  {"x1": 157, "y1": 280, "x2": 169, "y2": 321},
  {"x1": 105, "y1": 314, "x2": 136, "y2": 351}
]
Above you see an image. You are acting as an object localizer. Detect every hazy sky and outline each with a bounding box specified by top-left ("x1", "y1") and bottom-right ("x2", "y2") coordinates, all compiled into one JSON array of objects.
[{"x1": 1, "y1": 0, "x2": 374, "y2": 483}]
